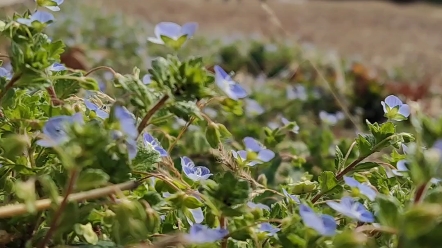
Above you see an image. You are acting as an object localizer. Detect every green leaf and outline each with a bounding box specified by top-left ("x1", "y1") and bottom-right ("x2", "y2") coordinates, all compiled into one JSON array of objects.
[
  {"x1": 356, "y1": 134, "x2": 373, "y2": 157},
  {"x1": 403, "y1": 204, "x2": 442, "y2": 239},
  {"x1": 77, "y1": 169, "x2": 110, "y2": 191},
  {"x1": 352, "y1": 162, "x2": 381, "y2": 172},
  {"x1": 205, "y1": 122, "x2": 221, "y2": 148},
  {"x1": 75, "y1": 223, "x2": 98, "y2": 245},
  {"x1": 334, "y1": 145, "x2": 344, "y2": 170},
  {"x1": 318, "y1": 171, "x2": 337, "y2": 192},
  {"x1": 14, "y1": 179, "x2": 37, "y2": 214},
  {"x1": 183, "y1": 196, "x2": 204, "y2": 209},
  {"x1": 374, "y1": 194, "x2": 401, "y2": 228}
]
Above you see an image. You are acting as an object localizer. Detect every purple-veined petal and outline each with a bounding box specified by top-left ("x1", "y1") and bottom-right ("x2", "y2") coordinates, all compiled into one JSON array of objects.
[
  {"x1": 320, "y1": 214, "x2": 337, "y2": 236},
  {"x1": 229, "y1": 84, "x2": 248, "y2": 99}
]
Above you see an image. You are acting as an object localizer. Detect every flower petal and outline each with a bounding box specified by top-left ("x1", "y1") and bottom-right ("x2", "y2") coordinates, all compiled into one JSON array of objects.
[
  {"x1": 243, "y1": 137, "x2": 262, "y2": 152},
  {"x1": 384, "y1": 95, "x2": 403, "y2": 108}
]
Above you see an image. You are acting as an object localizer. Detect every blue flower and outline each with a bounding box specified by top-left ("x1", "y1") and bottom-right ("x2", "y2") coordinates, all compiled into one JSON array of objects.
[
  {"x1": 113, "y1": 106, "x2": 138, "y2": 159},
  {"x1": 143, "y1": 133, "x2": 168, "y2": 157},
  {"x1": 187, "y1": 208, "x2": 204, "y2": 225},
  {"x1": 49, "y1": 62, "x2": 66, "y2": 72},
  {"x1": 17, "y1": 10, "x2": 54, "y2": 27},
  {"x1": 214, "y1": 65, "x2": 248, "y2": 100},
  {"x1": 37, "y1": 113, "x2": 83, "y2": 147},
  {"x1": 319, "y1": 111, "x2": 344, "y2": 126},
  {"x1": 35, "y1": 0, "x2": 64, "y2": 11},
  {"x1": 247, "y1": 202, "x2": 270, "y2": 211},
  {"x1": 343, "y1": 176, "x2": 377, "y2": 201},
  {"x1": 0, "y1": 67, "x2": 12, "y2": 80},
  {"x1": 142, "y1": 74, "x2": 151, "y2": 84},
  {"x1": 184, "y1": 224, "x2": 228, "y2": 244},
  {"x1": 282, "y1": 189, "x2": 300, "y2": 203},
  {"x1": 258, "y1": 222, "x2": 280, "y2": 236},
  {"x1": 299, "y1": 204, "x2": 336, "y2": 236},
  {"x1": 84, "y1": 100, "x2": 109, "y2": 119},
  {"x1": 148, "y1": 22, "x2": 198, "y2": 45},
  {"x1": 236, "y1": 137, "x2": 275, "y2": 166},
  {"x1": 326, "y1": 196, "x2": 374, "y2": 223},
  {"x1": 381, "y1": 95, "x2": 410, "y2": 121},
  {"x1": 114, "y1": 106, "x2": 138, "y2": 139},
  {"x1": 244, "y1": 99, "x2": 264, "y2": 116},
  {"x1": 286, "y1": 85, "x2": 308, "y2": 101},
  {"x1": 281, "y1": 117, "x2": 300, "y2": 134},
  {"x1": 181, "y1": 156, "x2": 212, "y2": 181}
]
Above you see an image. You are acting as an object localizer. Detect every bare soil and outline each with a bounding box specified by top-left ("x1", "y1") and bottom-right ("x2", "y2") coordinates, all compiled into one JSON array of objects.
[{"x1": 76, "y1": 0, "x2": 442, "y2": 77}]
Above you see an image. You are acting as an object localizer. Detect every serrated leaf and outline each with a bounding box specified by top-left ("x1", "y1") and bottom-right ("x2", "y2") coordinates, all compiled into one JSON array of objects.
[
  {"x1": 374, "y1": 194, "x2": 401, "y2": 228},
  {"x1": 77, "y1": 169, "x2": 110, "y2": 191},
  {"x1": 318, "y1": 171, "x2": 337, "y2": 192}
]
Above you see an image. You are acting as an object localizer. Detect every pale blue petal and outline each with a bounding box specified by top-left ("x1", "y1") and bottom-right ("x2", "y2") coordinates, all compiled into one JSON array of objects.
[
  {"x1": 258, "y1": 149, "x2": 275, "y2": 162},
  {"x1": 398, "y1": 104, "x2": 410, "y2": 117},
  {"x1": 343, "y1": 176, "x2": 360, "y2": 187},
  {"x1": 384, "y1": 95, "x2": 403, "y2": 108},
  {"x1": 243, "y1": 137, "x2": 262, "y2": 152},
  {"x1": 182, "y1": 22, "x2": 198, "y2": 37}
]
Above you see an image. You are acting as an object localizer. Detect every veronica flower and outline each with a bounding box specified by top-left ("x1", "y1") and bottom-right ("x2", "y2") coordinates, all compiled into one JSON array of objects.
[
  {"x1": 214, "y1": 65, "x2": 248, "y2": 100},
  {"x1": 37, "y1": 113, "x2": 83, "y2": 147},
  {"x1": 299, "y1": 204, "x2": 336, "y2": 236},
  {"x1": 143, "y1": 133, "x2": 168, "y2": 157},
  {"x1": 326, "y1": 196, "x2": 374, "y2": 223},
  {"x1": 247, "y1": 202, "x2": 270, "y2": 211},
  {"x1": 244, "y1": 99, "x2": 264, "y2": 116},
  {"x1": 35, "y1": 0, "x2": 64, "y2": 11},
  {"x1": 187, "y1": 208, "x2": 204, "y2": 225},
  {"x1": 148, "y1": 22, "x2": 198, "y2": 45},
  {"x1": 142, "y1": 74, "x2": 151, "y2": 84},
  {"x1": 113, "y1": 106, "x2": 138, "y2": 159},
  {"x1": 237, "y1": 137, "x2": 275, "y2": 166},
  {"x1": 258, "y1": 223, "x2": 280, "y2": 236},
  {"x1": 0, "y1": 67, "x2": 11, "y2": 80},
  {"x1": 282, "y1": 189, "x2": 300, "y2": 203},
  {"x1": 184, "y1": 224, "x2": 228, "y2": 244},
  {"x1": 381, "y1": 95, "x2": 410, "y2": 121},
  {"x1": 49, "y1": 62, "x2": 66, "y2": 72},
  {"x1": 84, "y1": 100, "x2": 109, "y2": 119},
  {"x1": 286, "y1": 85, "x2": 308, "y2": 101},
  {"x1": 319, "y1": 111, "x2": 344, "y2": 126},
  {"x1": 181, "y1": 156, "x2": 212, "y2": 181},
  {"x1": 343, "y1": 176, "x2": 377, "y2": 201},
  {"x1": 17, "y1": 10, "x2": 54, "y2": 27}
]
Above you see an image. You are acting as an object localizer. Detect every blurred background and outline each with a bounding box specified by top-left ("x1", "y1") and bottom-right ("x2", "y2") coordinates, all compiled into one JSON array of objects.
[{"x1": 1, "y1": 0, "x2": 442, "y2": 123}]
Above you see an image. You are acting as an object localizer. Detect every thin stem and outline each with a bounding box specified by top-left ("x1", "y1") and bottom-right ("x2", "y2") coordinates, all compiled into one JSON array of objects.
[
  {"x1": 413, "y1": 182, "x2": 429, "y2": 204},
  {"x1": 38, "y1": 169, "x2": 80, "y2": 248},
  {"x1": 0, "y1": 73, "x2": 22, "y2": 105},
  {"x1": 45, "y1": 86, "x2": 64, "y2": 106},
  {"x1": 137, "y1": 95, "x2": 169, "y2": 137},
  {"x1": 220, "y1": 216, "x2": 228, "y2": 248},
  {"x1": 0, "y1": 180, "x2": 140, "y2": 219},
  {"x1": 341, "y1": 141, "x2": 357, "y2": 170},
  {"x1": 84, "y1": 66, "x2": 117, "y2": 77},
  {"x1": 311, "y1": 133, "x2": 408, "y2": 203},
  {"x1": 167, "y1": 117, "x2": 195, "y2": 153},
  {"x1": 355, "y1": 224, "x2": 398, "y2": 235}
]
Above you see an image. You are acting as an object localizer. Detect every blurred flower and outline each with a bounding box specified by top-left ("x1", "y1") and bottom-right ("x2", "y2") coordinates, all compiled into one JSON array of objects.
[
  {"x1": 258, "y1": 222, "x2": 280, "y2": 236},
  {"x1": 343, "y1": 176, "x2": 377, "y2": 201},
  {"x1": 148, "y1": 22, "x2": 198, "y2": 45},
  {"x1": 247, "y1": 202, "x2": 270, "y2": 211},
  {"x1": 282, "y1": 189, "x2": 300, "y2": 203},
  {"x1": 203, "y1": 107, "x2": 218, "y2": 119},
  {"x1": 37, "y1": 113, "x2": 83, "y2": 147},
  {"x1": 187, "y1": 208, "x2": 204, "y2": 225},
  {"x1": 184, "y1": 224, "x2": 228, "y2": 244},
  {"x1": 113, "y1": 106, "x2": 138, "y2": 159},
  {"x1": 319, "y1": 111, "x2": 344, "y2": 126},
  {"x1": 181, "y1": 156, "x2": 212, "y2": 181},
  {"x1": 299, "y1": 204, "x2": 336, "y2": 236},
  {"x1": 326, "y1": 196, "x2": 374, "y2": 223},
  {"x1": 35, "y1": 0, "x2": 64, "y2": 11},
  {"x1": 17, "y1": 10, "x2": 54, "y2": 27},
  {"x1": 245, "y1": 99, "x2": 264, "y2": 116},
  {"x1": 214, "y1": 65, "x2": 248, "y2": 100},
  {"x1": 142, "y1": 74, "x2": 151, "y2": 84},
  {"x1": 84, "y1": 100, "x2": 109, "y2": 119},
  {"x1": 381, "y1": 95, "x2": 410, "y2": 121},
  {"x1": 237, "y1": 137, "x2": 275, "y2": 166},
  {"x1": 0, "y1": 67, "x2": 11, "y2": 80},
  {"x1": 286, "y1": 85, "x2": 307, "y2": 101},
  {"x1": 49, "y1": 63, "x2": 66, "y2": 72},
  {"x1": 143, "y1": 133, "x2": 167, "y2": 157}
]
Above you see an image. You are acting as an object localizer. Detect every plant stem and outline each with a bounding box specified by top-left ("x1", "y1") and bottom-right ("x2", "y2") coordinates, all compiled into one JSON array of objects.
[
  {"x1": 0, "y1": 73, "x2": 22, "y2": 105},
  {"x1": 137, "y1": 95, "x2": 169, "y2": 136},
  {"x1": 413, "y1": 182, "x2": 429, "y2": 204},
  {"x1": 0, "y1": 180, "x2": 141, "y2": 219},
  {"x1": 220, "y1": 216, "x2": 228, "y2": 248},
  {"x1": 45, "y1": 86, "x2": 64, "y2": 106},
  {"x1": 84, "y1": 66, "x2": 117, "y2": 77},
  {"x1": 38, "y1": 169, "x2": 79, "y2": 248}
]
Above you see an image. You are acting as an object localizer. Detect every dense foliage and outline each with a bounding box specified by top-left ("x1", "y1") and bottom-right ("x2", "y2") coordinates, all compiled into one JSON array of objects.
[{"x1": 1, "y1": 1, "x2": 442, "y2": 248}]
